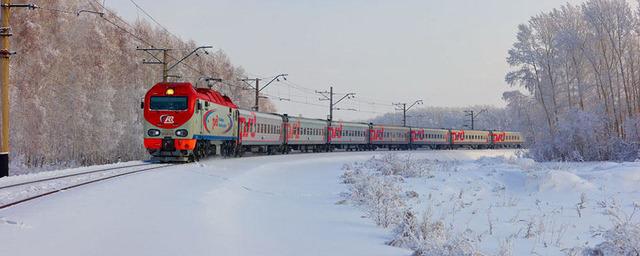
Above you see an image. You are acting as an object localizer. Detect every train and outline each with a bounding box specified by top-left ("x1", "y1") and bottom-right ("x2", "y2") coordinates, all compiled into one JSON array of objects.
[{"x1": 142, "y1": 82, "x2": 524, "y2": 162}]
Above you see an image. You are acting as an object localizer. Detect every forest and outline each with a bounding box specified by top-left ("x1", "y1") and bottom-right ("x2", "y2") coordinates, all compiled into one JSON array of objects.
[
  {"x1": 8, "y1": 0, "x2": 274, "y2": 172},
  {"x1": 506, "y1": 0, "x2": 640, "y2": 161}
]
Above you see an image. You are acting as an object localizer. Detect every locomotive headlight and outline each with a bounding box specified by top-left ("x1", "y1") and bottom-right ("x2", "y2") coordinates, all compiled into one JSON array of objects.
[
  {"x1": 175, "y1": 129, "x2": 188, "y2": 137},
  {"x1": 147, "y1": 129, "x2": 161, "y2": 137},
  {"x1": 166, "y1": 88, "x2": 175, "y2": 95}
]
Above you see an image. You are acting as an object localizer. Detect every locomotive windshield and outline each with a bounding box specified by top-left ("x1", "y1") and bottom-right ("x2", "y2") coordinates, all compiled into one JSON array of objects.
[{"x1": 150, "y1": 96, "x2": 188, "y2": 111}]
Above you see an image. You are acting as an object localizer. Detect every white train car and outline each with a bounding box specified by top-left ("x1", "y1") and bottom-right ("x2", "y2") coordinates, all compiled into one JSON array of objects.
[
  {"x1": 410, "y1": 128, "x2": 449, "y2": 149},
  {"x1": 450, "y1": 129, "x2": 490, "y2": 148},
  {"x1": 328, "y1": 121, "x2": 370, "y2": 151},
  {"x1": 285, "y1": 116, "x2": 328, "y2": 152},
  {"x1": 370, "y1": 124, "x2": 411, "y2": 150},
  {"x1": 237, "y1": 109, "x2": 285, "y2": 154},
  {"x1": 491, "y1": 131, "x2": 524, "y2": 148}
]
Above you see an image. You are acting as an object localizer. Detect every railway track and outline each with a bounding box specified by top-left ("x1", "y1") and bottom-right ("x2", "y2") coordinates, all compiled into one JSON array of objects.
[{"x1": 0, "y1": 163, "x2": 173, "y2": 210}]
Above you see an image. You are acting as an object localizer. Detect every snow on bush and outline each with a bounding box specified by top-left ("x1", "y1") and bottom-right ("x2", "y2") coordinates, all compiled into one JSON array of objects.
[
  {"x1": 580, "y1": 203, "x2": 640, "y2": 256},
  {"x1": 341, "y1": 153, "x2": 484, "y2": 255},
  {"x1": 389, "y1": 209, "x2": 481, "y2": 256},
  {"x1": 342, "y1": 161, "x2": 406, "y2": 228}
]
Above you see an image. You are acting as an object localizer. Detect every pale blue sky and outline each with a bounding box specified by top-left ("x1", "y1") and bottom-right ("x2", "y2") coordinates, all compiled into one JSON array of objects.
[{"x1": 106, "y1": 0, "x2": 584, "y2": 121}]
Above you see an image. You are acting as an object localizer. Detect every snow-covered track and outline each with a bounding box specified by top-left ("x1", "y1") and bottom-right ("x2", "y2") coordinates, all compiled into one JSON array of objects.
[
  {"x1": 0, "y1": 163, "x2": 155, "y2": 190},
  {"x1": 0, "y1": 163, "x2": 173, "y2": 210}
]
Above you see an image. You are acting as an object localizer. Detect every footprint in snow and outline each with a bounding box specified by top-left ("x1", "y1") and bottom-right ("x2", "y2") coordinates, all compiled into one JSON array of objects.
[
  {"x1": 0, "y1": 217, "x2": 29, "y2": 228},
  {"x1": 241, "y1": 186, "x2": 276, "y2": 196}
]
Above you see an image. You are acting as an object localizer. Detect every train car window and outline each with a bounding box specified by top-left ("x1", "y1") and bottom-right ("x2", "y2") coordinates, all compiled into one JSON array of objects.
[{"x1": 150, "y1": 96, "x2": 188, "y2": 110}]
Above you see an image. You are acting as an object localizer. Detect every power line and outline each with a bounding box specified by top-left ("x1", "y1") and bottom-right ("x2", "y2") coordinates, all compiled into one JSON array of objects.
[
  {"x1": 127, "y1": 0, "x2": 180, "y2": 39},
  {"x1": 36, "y1": 1, "x2": 406, "y2": 120},
  {"x1": 88, "y1": 0, "x2": 213, "y2": 79},
  {"x1": 100, "y1": 15, "x2": 154, "y2": 46}
]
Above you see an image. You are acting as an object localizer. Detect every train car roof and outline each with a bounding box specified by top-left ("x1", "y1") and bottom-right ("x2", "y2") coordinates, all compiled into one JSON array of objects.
[
  {"x1": 286, "y1": 115, "x2": 329, "y2": 123},
  {"x1": 330, "y1": 120, "x2": 370, "y2": 126},
  {"x1": 149, "y1": 82, "x2": 238, "y2": 109},
  {"x1": 238, "y1": 109, "x2": 286, "y2": 118},
  {"x1": 370, "y1": 124, "x2": 411, "y2": 129},
  {"x1": 194, "y1": 87, "x2": 237, "y2": 108}
]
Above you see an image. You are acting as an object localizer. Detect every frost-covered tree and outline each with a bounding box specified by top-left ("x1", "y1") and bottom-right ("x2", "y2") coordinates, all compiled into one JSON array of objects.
[
  {"x1": 505, "y1": 0, "x2": 640, "y2": 161},
  {"x1": 7, "y1": 0, "x2": 274, "y2": 173}
]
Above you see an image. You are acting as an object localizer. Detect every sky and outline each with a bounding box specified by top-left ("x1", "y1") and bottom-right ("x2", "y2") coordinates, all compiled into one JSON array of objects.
[{"x1": 105, "y1": 0, "x2": 584, "y2": 121}]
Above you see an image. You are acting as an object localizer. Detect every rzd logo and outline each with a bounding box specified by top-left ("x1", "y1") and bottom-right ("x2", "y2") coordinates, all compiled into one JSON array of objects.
[{"x1": 160, "y1": 115, "x2": 175, "y2": 124}]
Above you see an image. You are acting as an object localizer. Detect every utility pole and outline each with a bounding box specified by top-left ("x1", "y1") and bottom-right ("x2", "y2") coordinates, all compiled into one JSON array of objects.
[
  {"x1": 0, "y1": 1, "x2": 36, "y2": 177},
  {"x1": 316, "y1": 86, "x2": 355, "y2": 122},
  {"x1": 137, "y1": 46, "x2": 212, "y2": 82},
  {"x1": 241, "y1": 74, "x2": 287, "y2": 111},
  {"x1": 393, "y1": 100, "x2": 423, "y2": 127},
  {"x1": 463, "y1": 109, "x2": 486, "y2": 130}
]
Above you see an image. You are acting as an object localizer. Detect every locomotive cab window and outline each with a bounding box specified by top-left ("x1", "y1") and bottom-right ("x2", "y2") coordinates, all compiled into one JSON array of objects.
[{"x1": 149, "y1": 96, "x2": 188, "y2": 111}]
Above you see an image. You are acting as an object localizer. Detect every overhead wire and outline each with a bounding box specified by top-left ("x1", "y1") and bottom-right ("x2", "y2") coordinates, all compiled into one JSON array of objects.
[
  {"x1": 34, "y1": 1, "x2": 396, "y2": 119},
  {"x1": 127, "y1": 0, "x2": 180, "y2": 39},
  {"x1": 85, "y1": 0, "x2": 211, "y2": 78}
]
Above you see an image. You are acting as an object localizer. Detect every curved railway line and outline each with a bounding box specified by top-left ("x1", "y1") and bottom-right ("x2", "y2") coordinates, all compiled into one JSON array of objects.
[{"x1": 0, "y1": 163, "x2": 173, "y2": 210}]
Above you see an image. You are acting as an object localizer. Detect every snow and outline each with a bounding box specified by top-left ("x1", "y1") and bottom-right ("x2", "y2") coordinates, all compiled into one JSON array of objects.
[
  {"x1": 0, "y1": 149, "x2": 638, "y2": 255},
  {"x1": 341, "y1": 152, "x2": 640, "y2": 255},
  {"x1": 0, "y1": 152, "x2": 415, "y2": 256},
  {"x1": 0, "y1": 161, "x2": 159, "y2": 206}
]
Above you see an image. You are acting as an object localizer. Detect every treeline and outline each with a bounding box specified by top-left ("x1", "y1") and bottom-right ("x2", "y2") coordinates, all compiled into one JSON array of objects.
[
  {"x1": 505, "y1": 0, "x2": 640, "y2": 161},
  {"x1": 369, "y1": 106, "x2": 514, "y2": 131},
  {"x1": 9, "y1": 0, "x2": 274, "y2": 173}
]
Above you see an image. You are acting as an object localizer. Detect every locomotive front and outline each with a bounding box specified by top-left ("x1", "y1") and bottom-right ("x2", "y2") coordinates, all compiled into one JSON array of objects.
[{"x1": 142, "y1": 82, "x2": 201, "y2": 161}]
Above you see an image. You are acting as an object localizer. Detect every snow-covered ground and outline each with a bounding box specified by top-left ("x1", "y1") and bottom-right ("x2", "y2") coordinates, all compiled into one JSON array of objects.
[
  {"x1": 341, "y1": 151, "x2": 640, "y2": 255},
  {"x1": 0, "y1": 149, "x2": 637, "y2": 255}
]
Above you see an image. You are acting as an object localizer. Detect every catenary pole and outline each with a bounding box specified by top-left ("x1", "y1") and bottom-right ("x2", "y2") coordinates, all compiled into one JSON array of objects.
[{"x1": 0, "y1": 1, "x2": 36, "y2": 177}]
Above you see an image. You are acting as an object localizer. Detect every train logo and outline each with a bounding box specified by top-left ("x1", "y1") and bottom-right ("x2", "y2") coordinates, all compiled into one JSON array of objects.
[
  {"x1": 411, "y1": 129, "x2": 425, "y2": 141},
  {"x1": 370, "y1": 127, "x2": 385, "y2": 141},
  {"x1": 492, "y1": 132, "x2": 506, "y2": 142},
  {"x1": 239, "y1": 112, "x2": 257, "y2": 138},
  {"x1": 203, "y1": 109, "x2": 234, "y2": 134},
  {"x1": 328, "y1": 124, "x2": 344, "y2": 141},
  {"x1": 451, "y1": 130, "x2": 465, "y2": 141},
  {"x1": 286, "y1": 120, "x2": 302, "y2": 140},
  {"x1": 160, "y1": 115, "x2": 175, "y2": 124}
]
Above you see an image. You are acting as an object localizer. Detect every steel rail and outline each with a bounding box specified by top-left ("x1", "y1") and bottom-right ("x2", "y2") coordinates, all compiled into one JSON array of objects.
[
  {"x1": 0, "y1": 162, "x2": 155, "y2": 190},
  {"x1": 0, "y1": 164, "x2": 171, "y2": 210}
]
